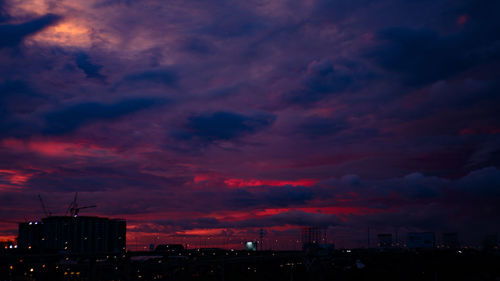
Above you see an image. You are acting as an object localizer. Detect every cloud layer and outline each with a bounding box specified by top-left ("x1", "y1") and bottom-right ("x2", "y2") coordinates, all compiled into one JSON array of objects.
[{"x1": 0, "y1": 0, "x2": 499, "y2": 248}]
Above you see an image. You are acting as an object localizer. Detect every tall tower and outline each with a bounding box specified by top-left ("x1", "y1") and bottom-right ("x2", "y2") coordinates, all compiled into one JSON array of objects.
[{"x1": 259, "y1": 228, "x2": 265, "y2": 251}]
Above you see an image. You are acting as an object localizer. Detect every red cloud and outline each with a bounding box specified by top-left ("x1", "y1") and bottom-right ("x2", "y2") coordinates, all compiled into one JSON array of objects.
[{"x1": 224, "y1": 178, "x2": 318, "y2": 188}]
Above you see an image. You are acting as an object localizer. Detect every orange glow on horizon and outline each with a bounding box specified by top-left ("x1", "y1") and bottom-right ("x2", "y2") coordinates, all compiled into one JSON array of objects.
[
  {"x1": 0, "y1": 235, "x2": 17, "y2": 242},
  {"x1": 180, "y1": 228, "x2": 226, "y2": 236}
]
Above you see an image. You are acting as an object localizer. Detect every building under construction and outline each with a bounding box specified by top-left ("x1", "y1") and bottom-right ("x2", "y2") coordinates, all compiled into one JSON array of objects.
[
  {"x1": 18, "y1": 216, "x2": 126, "y2": 254},
  {"x1": 18, "y1": 194, "x2": 126, "y2": 254}
]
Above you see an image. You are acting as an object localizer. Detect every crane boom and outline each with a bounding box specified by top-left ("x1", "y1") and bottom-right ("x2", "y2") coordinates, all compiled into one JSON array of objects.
[
  {"x1": 65, "y1": 192, "x2": 78, "y2": 216},
  {"x1": 38, "y1": 194, "x2": 52, "y2": 217},
  {"x1": 65, "y1": 192, "x2": 97, "y2": 217},
  {"x1": 70, "y1": 205, "x2": 97, "y2": 217}
]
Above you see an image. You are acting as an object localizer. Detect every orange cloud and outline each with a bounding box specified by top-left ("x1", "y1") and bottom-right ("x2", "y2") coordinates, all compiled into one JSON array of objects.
[{"x1": 29, "y1": 20, "x2": 92, "y2": 48}]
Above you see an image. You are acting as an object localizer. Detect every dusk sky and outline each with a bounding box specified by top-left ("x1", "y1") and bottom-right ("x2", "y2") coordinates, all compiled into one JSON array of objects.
[{"x1": 0, "y1": 0, "x2": 499, "y2": 249}]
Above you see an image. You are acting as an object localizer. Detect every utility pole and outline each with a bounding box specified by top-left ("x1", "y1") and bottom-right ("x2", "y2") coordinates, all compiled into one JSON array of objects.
[
  {"x1": 259, "y1": 228, "x2": 265, "y2": 251},
  {"x1": 367, "y1": 227, "x2": 370, "y2": 248}
]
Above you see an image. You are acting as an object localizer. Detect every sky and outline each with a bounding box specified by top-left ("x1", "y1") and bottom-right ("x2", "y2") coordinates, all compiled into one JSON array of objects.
[{"x1": 0, "y1": 0, "x2": 499, "y2": 249}]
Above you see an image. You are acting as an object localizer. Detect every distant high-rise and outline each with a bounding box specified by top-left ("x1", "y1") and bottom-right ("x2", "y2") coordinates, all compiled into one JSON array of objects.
[
  {"x1": 442, "y1": 232, "x2": 459, "y2": 249},
  {"x1": 18, "y1": 221, "x2": 44, "y2": 250},
  {"x1": 377, "y1": 233, "x2": 393, "y2": 248},
  {"x1": 482, "y1": 234, "x2": 498, "y2": 251},
  {"x1": 18, "y1": 216, "x2": 126, "y2": 254},
  {"x1": 407, "y1": 232, "x2": 435, "y2": 249},
  {"x1": 301, "y1": 226, "x2": 327, "y2": 250}
]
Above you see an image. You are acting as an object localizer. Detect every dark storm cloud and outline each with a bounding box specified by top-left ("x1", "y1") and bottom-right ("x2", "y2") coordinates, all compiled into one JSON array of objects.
[
  {"x1": 179, "y1": 111, "x2": 276, "y2": 143},
  {"x1": 0, "y1": 0, "x2": 499, "y2": 247},
  {"x1": 228, "y1": 185, "x2": 313, "y2": 208},
  {"x1": 467, "y1": 138, "x2": 500, "y2": 169},
  {"x1": 345, "y1": 205, "x2": 448, "y2": 231},
  {"x1": 0, "y1": 14, "x2": 61, "y2": 48},
  {"x1": 0, "y1": 80, "x2": 47, "y2": 138},
  {"x1": 155, "y1": 211, "x2": 340, "y2": 230},
  {"x1": 313, "y1": 0, "x2": 372, "y2": 22},
  {"x1": 0, "y1": 0, "x2": 9, "y2": 22},
  {"x1": 283, "y1": 60, "x2": 354, "y2": 106},
  {"x1": 26, "y1": 165, "x2": 189, "y2": 193},
  {"x1": 43, "y1": 98, "x2": 165, "y2": 135},
  {"x1": 366, "y1": 0, "x2": 500, "y2": 87},
  {"x1": 460, "y1": 0, "x2": 500, "y2": 38},
  {"x1": 93, "y1": 0, "x2": 138, "y2": 7},
  {"x1": 428, "y1": 80, "x2": 500, "y2": 109},
  {"x1": 386, "y1": 79, "x2": 500, "y2": 123},
  {"x1": 75, "y1": 52, "x2": 106, "y2": 80},
  {"x1": 185, "y1": 185, "x2": 314, "y2": 213},
  {"x1": 263, "y1": 185, "x2": 314, "y2": 206},
  {"x1": 93, "y1": 164, "x2": 499, "y2": 236},
  {"x1": 202, "y1": 15, "x2": 262, "y2": 39},
  {"x1": 324, "y1": 172, "x2": 445, "y2": 202},
  {"x1": 366, "y1": 28, "x2": 471, "y2": 86},
  {"x1": 296, "y1": 116, "x2": 348, "y2": 138},
  {"x1": 456, "y1": 167, "x2": 500, "y2": 197},
  {"x1": 0, "y1": 80, "x2": 45, "y2": 115},
  {"x1": 182, "y1": 38, "x2": 215, "y2": 55},
  {"x1": 197, "y1": 1, "x2": 264, "y2": 38},
  {"x1": 93, "y1": 182, "x2": 316, "y2": 216},
  {"x1": 235, "y1": 211, "x2": 341, "y2": 228},
  {"x1": 122, "y1": 68, "x2": 178, "y2": 87},
  {"x1": 0, "y1": 118, "x2": 40, "y2": 139},
  {"x1": 304, "y1": 168, "x2": 500, "y2": 240}
]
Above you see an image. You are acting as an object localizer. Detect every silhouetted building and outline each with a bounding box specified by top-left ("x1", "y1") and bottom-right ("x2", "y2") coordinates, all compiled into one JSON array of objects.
[
  {"x1": 18, "y1": 221, "x2": 44, "y2": 250},
  {"x1": 18, "y1": 216, "x2": 126, "y2": 254},
  {"x1": 0, "y1": 241, "x2": 15, "y2": 251},
  {"x1": 377, "y1": 233, "x2": 393, "y2": 248},
  {"x1": 483, "y1": 234, "x2": 498, "y2": 251},
  {"x1": 407, "y1": 232, "x2": 435, "y2": 249},
  {"x1": 301, "y1": 226, "x2": 327, "y2": 250},
  {"x1": 442, "y1": 232, "x2": 459, "y2": 249},
  {"x1": 155, "y1": 244, "x2": 185, "y2": 252}
]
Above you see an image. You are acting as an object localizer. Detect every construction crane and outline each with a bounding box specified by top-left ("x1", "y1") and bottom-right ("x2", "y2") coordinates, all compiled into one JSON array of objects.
[
  {"x1": 38, "y1": 194, "x2": 52, "y2": 217},
  {"x1": 65, "y1": 192, "x2": 78, "y2": 216},
  {"x1": 70, "y1": 205, "x2": 96, "y2": 217},
  {"x1": 65, "y1": 192, "x2": 97, "y2": 217}
]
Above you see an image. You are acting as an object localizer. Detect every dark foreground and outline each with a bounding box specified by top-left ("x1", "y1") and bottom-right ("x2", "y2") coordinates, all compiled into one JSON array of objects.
[{"x1": 1, "y1": 248, "x2": 499, "y2": 281}]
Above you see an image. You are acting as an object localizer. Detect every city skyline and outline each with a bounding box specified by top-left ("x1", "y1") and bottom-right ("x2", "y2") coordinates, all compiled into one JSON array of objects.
[{"x1": 1, "y1": 0, "x2": 499, "y2": 250}]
